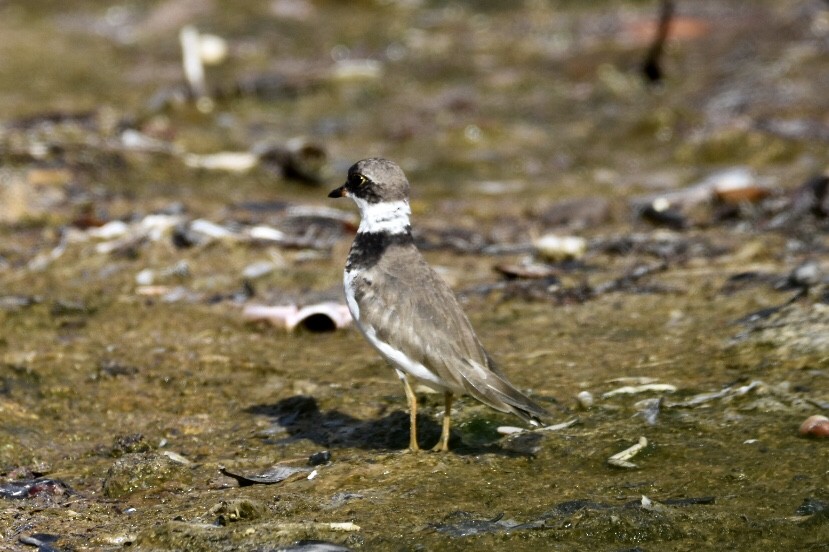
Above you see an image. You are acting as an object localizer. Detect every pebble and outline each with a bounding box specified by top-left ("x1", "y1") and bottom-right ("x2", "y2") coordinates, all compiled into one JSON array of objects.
[
  {"x1": 576, "y1": 390, "x2": 594, "y2": 409},
  {"x1": 799, "y1": 415, "x2": 829, "y2": 438},
  {"x1": 135, "y1": 268, "x2": 155, "y2": 286},
  {"x1": 711, "y1": 168, "x2": 769, "y2": 204},
  {"x1": 788, "y1": 262, "x2": 821, "y2": 288}
]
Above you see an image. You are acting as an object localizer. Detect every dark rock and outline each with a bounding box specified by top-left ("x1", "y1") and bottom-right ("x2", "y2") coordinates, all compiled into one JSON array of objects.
[
  {"x1": 796, "y1": 497, "x2": 829, "y2": 516},
  {"x1": 109, "y1": 433, "x2": 152, "y2": 457},
  {"x1": 639, "y1": 202, "x2": 688, "y2": 230},
  {"x1": 99, "y1": 360, "x2": 139, "y2": 378},
  {"x1": 308, "y1": 450, "x2": 331, "y2": 466},
  {"x1": 211, "y1": 498, "x2": 267, "y2": 523},
  {"x1": 430, "y1": 511, "x2": 520, "y2": 537}
]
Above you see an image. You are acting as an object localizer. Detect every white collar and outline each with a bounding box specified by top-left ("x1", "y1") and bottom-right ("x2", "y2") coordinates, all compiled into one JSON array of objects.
[{"x1": 353, "y1": 198, "x2": 411, "y2": 234}]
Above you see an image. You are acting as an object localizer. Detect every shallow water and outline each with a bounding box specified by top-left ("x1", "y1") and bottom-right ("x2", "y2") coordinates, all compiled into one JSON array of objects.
[{"x1": 1, "y1": 1, "x2": 828, "y2": 550}]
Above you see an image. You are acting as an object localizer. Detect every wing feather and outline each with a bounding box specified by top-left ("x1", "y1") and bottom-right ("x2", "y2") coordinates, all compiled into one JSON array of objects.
[{"x1": 353, "y1": 243, "x2": 550, "y2": 421}]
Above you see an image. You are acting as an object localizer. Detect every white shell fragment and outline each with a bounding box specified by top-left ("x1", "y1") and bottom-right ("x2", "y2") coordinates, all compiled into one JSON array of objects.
[
  {"x1": 141, "y1": 214, "x2": 185, "y2": 241},
  {"x1": 538, "y1": 419, "x2": 579, "y2": 432},
  {"x1": 119, "y1": 129, "x2": 179, "y2": 154},
  {"x1": 189, "y1": 219, "x2": 236, "y2": 240},
  {"x1": 135, "y1": 285, "x2": 174, "y2": 297},
  {"x1": 331, "y1": 59, "x2": 383, "y2": 81},
  {"x1": 496, "y1": 426, "x2": 526, "y2": 435},
  {"x1": 134, "y1": 261, "x2": 190, "y2": 287},
  {"x1": 326, "y1": 522, "x2": 360, "y2": 532},
  {"x1": 631, "y1": 167, "x2": 769, "y2": 212},
  {"x1": 247, "y1": 225, "x2": 288, "y2": 242},
  {"x1": 242, "y1": 261, "x2": 279, "y2": 280},
  {"x1": 667, "y1": 380, "x2": 763, "y2": 408},
  {"x1": 183, "y1": 152, "x2": 259, "y2": 172},
  {"x1": 284, "y1": 204, "x2": 357, "y2": 225},
  {"x1": 639, "y1": 495, "x2": 670, "y2": 513},
  {"x1": 198, "y1": 33, "x2": 228, "y2": 65},
  {"x1": 534, "y1": 234, "x2": 587, "y2": 261},
  {"x1": 179, "y1": 25, "x2": 208, "y2": 103},
  {"x1": 634, "y1": 397, "x2": 662, "y2": 426},
  {"x1": 242, "y1": 302, "x2": 352, "y2": 331},
  {"x1": 606, "y1": 376, "x2": 660, "y2": 385},
  {"x1": 94, "y1": 214, "x2": 184, "y2": 254},
  {"x1": 602, "y1": 383, "x2": 677, "y2": 398},
  {"x1": 497, "y1": 418, "x2": 577, "y2": 435},
  {"x1": 607, "y1": 436, "x2": 648, "y2": 469},
  {"x1": 27, "y1": 242, "x2": 67, "y2": 271},
  {"x1": 82, "y1": 211, "x2": 341, "y2": 260},
  {"x1": 221, "y1": 465, "x2": 309, "y2": 485},
  {"x1": 161, "y1": 450, "x2": 191, "y2": 464},
  {"x1": 86, "y1": 220, "x2": 129, "y2": 240}
]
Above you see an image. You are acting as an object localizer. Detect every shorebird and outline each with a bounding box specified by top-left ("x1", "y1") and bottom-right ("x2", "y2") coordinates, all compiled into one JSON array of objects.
[{"x1": 329, "y1": 158, "x2": 550, "y2": 451}]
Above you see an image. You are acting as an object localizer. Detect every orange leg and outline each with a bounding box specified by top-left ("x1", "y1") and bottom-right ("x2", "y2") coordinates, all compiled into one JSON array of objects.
[
  {"x1": 432, "y1": 392, "x2": 453, "y2": 452},
  {"x1": 397, "y1": 370, "x2": 419, "y2": 452}
]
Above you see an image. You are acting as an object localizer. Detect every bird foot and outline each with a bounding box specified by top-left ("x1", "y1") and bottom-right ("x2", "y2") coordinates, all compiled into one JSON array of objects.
[{"x1": 431, "y1": 440, "x2": 449, "y2": 453}]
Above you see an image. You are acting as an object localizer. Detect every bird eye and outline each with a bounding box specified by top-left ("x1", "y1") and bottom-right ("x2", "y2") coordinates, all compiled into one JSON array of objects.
[{"x1": 353, "y1": 174, "x2": 367, "y2": 186}]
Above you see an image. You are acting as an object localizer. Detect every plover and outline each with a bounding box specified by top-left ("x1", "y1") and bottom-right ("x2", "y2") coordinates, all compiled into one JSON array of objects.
[{"x1": 329, "y1": 158, "x2": 550, "y2": 452}]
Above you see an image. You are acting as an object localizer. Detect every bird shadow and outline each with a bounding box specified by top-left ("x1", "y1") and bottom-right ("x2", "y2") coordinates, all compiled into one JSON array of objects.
[{"x1": 245, "y1": 395, "x2": 541, "y2": 457}]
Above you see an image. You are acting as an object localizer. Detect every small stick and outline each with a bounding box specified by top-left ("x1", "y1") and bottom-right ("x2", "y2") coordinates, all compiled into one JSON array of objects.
[
  {"x1": 641, "y1": 0, "x2": 675, "y2": 84},
  {"x1": 608, "y1": 436, "x2": 648, "y2": 468}
]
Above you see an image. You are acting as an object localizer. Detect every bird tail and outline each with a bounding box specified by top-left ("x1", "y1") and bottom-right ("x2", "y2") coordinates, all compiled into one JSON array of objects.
[{"x1": 459, "y1": 359, "x2": 552, "y2": 425}]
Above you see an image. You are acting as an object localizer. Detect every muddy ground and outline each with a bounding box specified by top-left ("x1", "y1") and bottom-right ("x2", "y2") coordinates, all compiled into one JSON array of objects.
[{"x1": 1, "y1": 1, "x2": 828, "y2": 550}]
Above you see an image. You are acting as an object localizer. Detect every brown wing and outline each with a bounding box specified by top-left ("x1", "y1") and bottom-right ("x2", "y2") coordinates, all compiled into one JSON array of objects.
[{"x1": 354, "y1": 243, "x2": 550, "y2": 422}]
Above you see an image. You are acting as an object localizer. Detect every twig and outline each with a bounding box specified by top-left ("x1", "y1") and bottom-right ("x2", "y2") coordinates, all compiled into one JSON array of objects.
[
  {"x1": 642, "y1": 0, "x2": 675, "y2": 84},
  {"x1": 608, "y1": 436, "x2": 648, "y2": 468}
]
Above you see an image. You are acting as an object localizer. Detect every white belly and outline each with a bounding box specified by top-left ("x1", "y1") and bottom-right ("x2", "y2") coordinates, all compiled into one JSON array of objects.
[
  {"x1": 344, "y1": 269, "x2": 446, "y2": 390},
  {"x1": 343, "y1": 269, "x2": 361, "y2": 320},
  {"x1": 361, "y1": 323, "x2": 447, "y2": 390}
]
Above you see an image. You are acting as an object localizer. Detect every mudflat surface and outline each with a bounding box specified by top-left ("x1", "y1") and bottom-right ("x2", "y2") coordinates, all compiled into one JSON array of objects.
[{"x1": 1, "y1": 1, "x2": 828, "y2": 550}]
